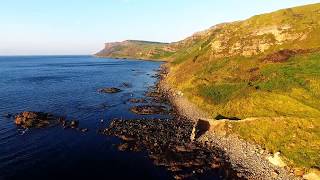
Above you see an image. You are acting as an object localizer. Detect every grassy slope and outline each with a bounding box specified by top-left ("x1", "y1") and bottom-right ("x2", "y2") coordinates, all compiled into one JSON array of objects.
[
  {"x1": 224, "y1": 117, "x2": 320, "y2": 169},
  {"x1": 163, "y1": 3, "x2": 320, "y2": 170},
  {"x1": 167, "y1": 3, "x2": 320, "y2": 118},
  {"x1": 95, "y1": 40, "x2": 175, "y2": 61}
]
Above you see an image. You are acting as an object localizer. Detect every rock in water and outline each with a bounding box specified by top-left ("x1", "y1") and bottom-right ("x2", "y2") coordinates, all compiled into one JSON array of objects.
[
  {"x1": 70, "y1": 120, "x2": 79, "y2": 128},
  {"x1": 127, "y1": 98, "x2": 147, "y2": 103},
  {"x1": 3, "y1": 113, "x2": 12, "y2": 118},
  {"x1": 80, "y1": 128, "x2": 89, "y2": 132},
  {"x1": 98, "y1": 87, "x2": 122, "y2": 94},
  {"x1": 122, "y1": 82, "x2": 132, "y2": 88},
  {"x1": 14, "y1": 112, "x2": 57, "y2": 128},
  {"x1": 130, "y1": 105, "x2": 166, "y2": 115}
]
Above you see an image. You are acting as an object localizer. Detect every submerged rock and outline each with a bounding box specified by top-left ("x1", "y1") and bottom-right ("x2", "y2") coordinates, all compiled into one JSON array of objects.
[
  {"x1": 98, "y1": 87, "x2": 122, "y2": 94},
  {"x1": 3, "y1": 113, "x2": 13, "y2": 118},
  {"x1": 14, "y1": 112, "x2": 58, "y2": 128},
  {"x1": 80, "y1": 128, "x2": 89, "y2": 133},
  {"x1": 121, "y1": 82, "x2": 132, "y2": 88},
  {"x1": 130, "y1": 105, "x2": 166, "y2": 115},
  {"x1": 127, "y1": 98, "x2": 147, "y2": 103}
]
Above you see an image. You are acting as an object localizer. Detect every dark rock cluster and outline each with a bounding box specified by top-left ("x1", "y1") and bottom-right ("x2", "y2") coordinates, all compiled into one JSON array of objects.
[
  {"x1": 15, "y1": 112, "x2": 58, "y2": 128},
  {"x1": 130, "y1": 105, "x2": 167, "y2": 115},
  {"x1": 14, "y1": 111, "x2": 88, "y2": 133},
  {"x1": 104, "y1": 117, "x2": 237, "y2": 179},
  {"x1": 127, "y1": 98, "x2": 147, "y2": 103}
]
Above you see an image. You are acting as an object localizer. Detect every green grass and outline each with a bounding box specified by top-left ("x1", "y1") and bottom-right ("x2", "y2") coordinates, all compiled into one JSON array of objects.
[
  {"x1": 198, "y1": 83, "x2": 246, "y2": 104},
  {"x1": 257, "y1": 53, "x2": 320, "y2": 92},
  {"x1": 227, "y1": 117, "x2": 320, "y2": 169}
]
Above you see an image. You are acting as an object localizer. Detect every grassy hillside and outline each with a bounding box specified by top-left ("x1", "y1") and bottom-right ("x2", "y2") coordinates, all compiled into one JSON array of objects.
[
  {"x1": 95, "y1": 40, "x2": 175, "y2": 61},
  {"x1": 166, "y1": 3, "x2": 320, "y2": 118},
  {"x1": 97, "y1": 3, "x2": 320, "y2": 171},
  {"x1": 163, "y1": 3, "x2": 320, "y2": 171},
  {"x1": 224, "y1": 117, "x2": 320, "y2": 169}
]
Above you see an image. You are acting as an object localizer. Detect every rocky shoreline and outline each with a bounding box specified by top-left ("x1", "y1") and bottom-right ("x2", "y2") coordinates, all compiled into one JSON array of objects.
[
  {"x1": 103, "y1": 67, "x2": 242, "y2": 179},
  {"x1": 104, "y1": 118, "x2": 239, "y2": 179},
  {"x1": 156, "y1": 65, "x2": 301, "y2": 180},
  {"x1": 7, "y1": 64, "x2": 303, "y2": 179}
]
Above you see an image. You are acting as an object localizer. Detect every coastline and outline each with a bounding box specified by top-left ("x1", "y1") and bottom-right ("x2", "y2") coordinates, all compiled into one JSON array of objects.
[
  {"x1": 156, "y1": 64, "x2": 301, "y2": 180},
  {"x1": 93, "y1": 55, "x2": 169, "y2": 62}
]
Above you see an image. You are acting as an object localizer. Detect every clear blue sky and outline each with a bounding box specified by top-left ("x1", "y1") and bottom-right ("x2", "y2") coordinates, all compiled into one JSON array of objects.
[{"x1": 0, "y1": 0, "x2": 318, "y2": 55}]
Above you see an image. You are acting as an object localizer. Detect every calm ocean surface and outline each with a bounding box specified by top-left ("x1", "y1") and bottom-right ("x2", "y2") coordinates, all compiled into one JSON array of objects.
[{"x1": 0, "y1": 56, "x2": 171, "y2": 179}]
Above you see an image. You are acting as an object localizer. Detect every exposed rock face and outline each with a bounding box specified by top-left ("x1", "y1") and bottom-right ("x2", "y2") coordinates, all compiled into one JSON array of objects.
[
  {"x1": 14, "y1": 112, "x2": 58, "y2": 128},
  {"x1": 262, "y1": 49, "x2": 313, "y2": 62}
]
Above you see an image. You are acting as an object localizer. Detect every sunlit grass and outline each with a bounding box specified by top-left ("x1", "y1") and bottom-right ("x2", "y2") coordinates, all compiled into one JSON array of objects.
[{"x1": 226, "y1": 117, "x2": 320, "y2": 169}]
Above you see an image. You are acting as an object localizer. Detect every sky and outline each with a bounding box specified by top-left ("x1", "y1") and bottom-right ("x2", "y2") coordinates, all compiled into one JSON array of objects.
[{"x1": 0, "y1": 0, "x2": 319, "y2": 55}]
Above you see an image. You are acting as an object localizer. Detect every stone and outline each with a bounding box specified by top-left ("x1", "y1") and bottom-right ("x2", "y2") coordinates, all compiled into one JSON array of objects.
[
  {"x1": 130, "y1": 105, "x2": 166, "y2": 115},
  {"x1": 14, "y1": 111, "x2": 57, "y2": 128},
  {"x1": 127, "y1": 98, "x2": 147, "y2": 103},
  {"x1": 294, "y1": 168, "x2": 305, "y2": 176},
  {"x1": 98, "y1": 87, "x2": 122, "y2": 93},
  {"x1": 80, "y1": 128, "x2": 88, "y2": 132},
  {"x1": 70, "y1": 120, "x2": 79, "y2": 128},
  {"x1": 303, "y1": 169, "x2": 320, "y2": 180},
  {"x1": 267, "y1": 152, "x2": 287, "y2": 167}
]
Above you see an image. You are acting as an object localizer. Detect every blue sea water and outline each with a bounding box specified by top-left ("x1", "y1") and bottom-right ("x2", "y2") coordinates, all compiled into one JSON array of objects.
[{"x1": 0, "y1": 56, "x2": 171, "y2": 180}]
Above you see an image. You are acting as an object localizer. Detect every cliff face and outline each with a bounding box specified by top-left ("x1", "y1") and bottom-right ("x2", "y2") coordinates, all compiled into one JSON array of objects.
[
  {"x1": 95, "y1": 40, "x2": 176, "y2": 61},
  {"x1": 169, "y1": 3, "x2": 320, "y2": 64}
]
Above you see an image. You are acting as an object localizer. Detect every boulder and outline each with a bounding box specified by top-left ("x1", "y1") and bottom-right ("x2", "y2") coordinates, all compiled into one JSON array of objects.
[{"x1": 70, "y1": 120, "x2": 79, "y2": 128}]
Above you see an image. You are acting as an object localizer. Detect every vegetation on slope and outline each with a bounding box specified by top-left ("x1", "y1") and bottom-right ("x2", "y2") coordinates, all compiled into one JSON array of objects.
[
  {"x1": 95, "y1": 40, "x2": 175, "y2": 61},
  {"x1": 166, "y1": 3, "x2": 320, "y2": 118},
  {"x1": 163, "y1": 3, "x2": 320, "y2": 171},
  {"x1": 223, "y1": 117, "x2": 320, "y2": 170},
  {"x1": 97, "y1": 3, "x2": 320, "y2": 171}
]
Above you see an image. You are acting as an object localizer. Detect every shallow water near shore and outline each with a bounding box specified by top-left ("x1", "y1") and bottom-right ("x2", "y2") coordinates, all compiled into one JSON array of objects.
[{"x1": 0, "y1": 56, "x2": 230, "y2": 180}]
